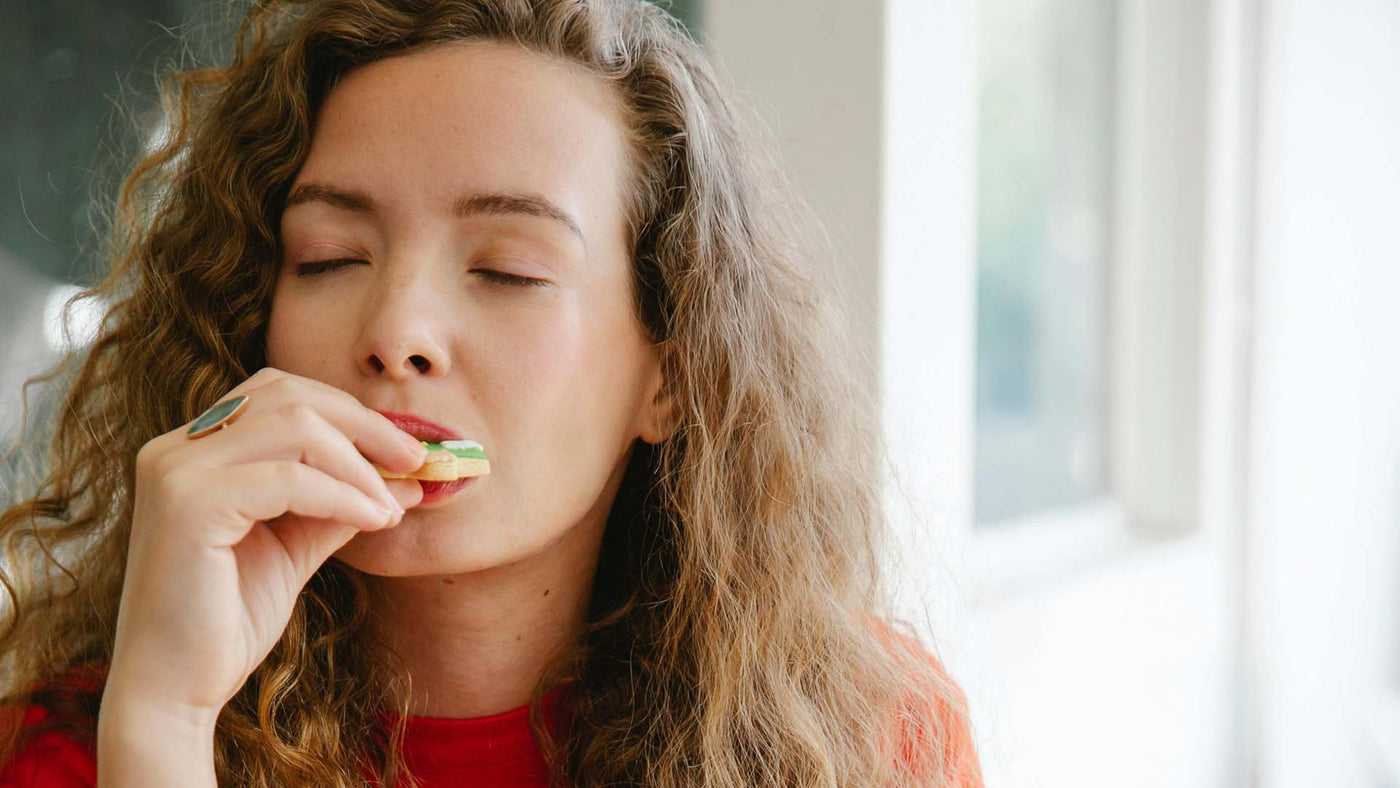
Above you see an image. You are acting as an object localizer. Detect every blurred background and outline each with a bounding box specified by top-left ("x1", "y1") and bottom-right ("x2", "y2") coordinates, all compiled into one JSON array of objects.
[{"x1": 2, "y1": 0, "x2": 1397, "y2": 785}]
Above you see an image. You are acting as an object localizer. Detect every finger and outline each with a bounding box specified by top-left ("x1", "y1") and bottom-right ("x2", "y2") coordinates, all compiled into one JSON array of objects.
[
  {"x1": 202, "y1": 461, "x2": 399, "y2": 547},
  {"x1": 144, "y1": 367, "x2": 308, "y2": 475},
  {"x1": 179, "y1": 406, "x2": 402, "y2": 512},
  {"x1": 146, "y1": 367, "x2": 293, "y2": 461},
  {"x1": 384, "y1": 476, "x2": 425, "y2": 511},
  {"x1": 207, "y1": 366, "x2": 291, "y2": 413},
  {"x1": 261, "y1": 514, "x2": 367, "y2": 590},
  {"x1": 241, "y1": 374, "x2": 427, "y2": 474}
]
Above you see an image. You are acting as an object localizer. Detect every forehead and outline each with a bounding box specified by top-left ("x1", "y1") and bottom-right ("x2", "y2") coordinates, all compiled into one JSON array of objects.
[{"x1": 295, "y1": 41, "x2": 630, "y2": 228}]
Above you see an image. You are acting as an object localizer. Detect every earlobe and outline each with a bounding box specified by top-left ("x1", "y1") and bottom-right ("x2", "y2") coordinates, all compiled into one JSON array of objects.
[
  {"x1": 643, "y1": 388, "x2": 680, "y2": 444},
  {"x1": 639, "y1": 344, "x2": 680, "y2": 445}
]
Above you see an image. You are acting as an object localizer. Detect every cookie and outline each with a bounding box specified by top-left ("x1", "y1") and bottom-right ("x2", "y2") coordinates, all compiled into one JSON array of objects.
[{"x1": 375, "y1": 440, "x2": 490, "y2": 481}]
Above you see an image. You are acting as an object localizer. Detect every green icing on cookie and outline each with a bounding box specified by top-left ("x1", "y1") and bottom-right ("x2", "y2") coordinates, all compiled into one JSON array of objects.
[{"x1": 422, "y1": 441, "x2": 488, "y2": 460}]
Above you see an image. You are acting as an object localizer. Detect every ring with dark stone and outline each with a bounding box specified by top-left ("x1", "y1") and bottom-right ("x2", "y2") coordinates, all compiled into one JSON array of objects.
[{"x1": 186, "y1": 395, "x2": 250, "y2": 439}]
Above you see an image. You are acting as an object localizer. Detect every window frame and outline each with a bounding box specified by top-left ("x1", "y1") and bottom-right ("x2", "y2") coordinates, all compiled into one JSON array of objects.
[{"x1": 965, "y1": 0, "x2": 1214, "y2": 601}]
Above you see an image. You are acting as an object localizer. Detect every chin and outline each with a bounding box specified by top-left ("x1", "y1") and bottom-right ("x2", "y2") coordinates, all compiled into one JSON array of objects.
[{"x1": 332, "y1": 515, "x2": 562, "y2": 578}]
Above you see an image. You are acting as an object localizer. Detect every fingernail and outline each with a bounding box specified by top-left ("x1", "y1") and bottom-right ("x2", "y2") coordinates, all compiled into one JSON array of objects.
[{"x1": 380, "y1": 494, "x2": 403, "y2": 515}]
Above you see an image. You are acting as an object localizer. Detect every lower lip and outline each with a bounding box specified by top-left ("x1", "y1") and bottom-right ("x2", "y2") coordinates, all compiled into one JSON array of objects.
[{"x1": 417, "y1": 476, "x2": 479, "y2": 505}]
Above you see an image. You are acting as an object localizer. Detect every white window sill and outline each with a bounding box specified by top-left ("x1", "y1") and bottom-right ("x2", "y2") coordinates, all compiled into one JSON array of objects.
[
  {"x1": 1366, "y1": 692, "x2": 1400, "y2": 783},
  {"x1": 966, "y1": 496, "x2": 1178, "y2": 606}
]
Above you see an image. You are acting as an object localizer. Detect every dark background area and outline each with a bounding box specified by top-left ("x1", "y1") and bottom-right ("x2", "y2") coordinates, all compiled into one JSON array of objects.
[
  {"x1": 0, "y1": 0, "x2": 699, "y2": 287},
  {"x1": 1, "y1": 0, "x2": 213, "y2": 286}
]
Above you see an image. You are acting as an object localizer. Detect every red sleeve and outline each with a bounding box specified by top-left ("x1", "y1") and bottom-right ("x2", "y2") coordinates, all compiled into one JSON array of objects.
[
  {"x1": 903, "y1": 655, "x2": 984, "y2": 788},
  {"x1": 864, "y1": 615, "x2": 986, "y2": 787},
  {"x1": 0, "y1": 706, "x2": 97, "y2": 788}
]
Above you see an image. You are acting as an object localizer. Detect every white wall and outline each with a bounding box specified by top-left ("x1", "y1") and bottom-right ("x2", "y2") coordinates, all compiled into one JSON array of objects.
[
  {"x1": 700, "y1": 0, "x2": 885, "y2": 368},
  {"x1": 1249, "y1": 0, "x2": 1400, "y2": 784}
]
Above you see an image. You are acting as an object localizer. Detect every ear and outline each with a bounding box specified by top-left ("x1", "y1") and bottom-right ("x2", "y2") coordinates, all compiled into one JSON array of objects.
[{"x1": 638, "y1": 341, "x2": 679, "y2": 445}]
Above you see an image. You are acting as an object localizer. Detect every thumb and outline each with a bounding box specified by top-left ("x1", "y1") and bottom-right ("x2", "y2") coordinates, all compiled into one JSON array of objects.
[
  {"x1": 263, "y1": 478, "x2": 419, "y2": 588},
  {"x1": 264, "y1": 514, "x2": 369, "y2": 589}
]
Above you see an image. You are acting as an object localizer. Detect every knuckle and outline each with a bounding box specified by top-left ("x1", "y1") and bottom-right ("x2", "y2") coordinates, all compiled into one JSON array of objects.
[
  {"x1": 150, "y1": 464, "x2": 196, "y2": 515},
  {"x1": 264, "y1": 375, "x2": 303, "y2": 403},
  {"x1": 272, "y1": 372, "x2": 317, "y2": 397},
  {"x1": 278, "y1": 402, "x2": 321, "y2": 429},
  {"x1": 135, "y1": 438, "x2": 162, "y2": 472},
  {"x1": 286, "y1": 373, "x2": 354, "y2": 408},
  {"x1": 147, "y1": 446, "x2": 182, "y2": 480}
]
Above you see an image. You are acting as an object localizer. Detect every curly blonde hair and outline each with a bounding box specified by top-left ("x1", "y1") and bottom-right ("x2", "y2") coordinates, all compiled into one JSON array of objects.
[{"x1": 0, "y1": 1, "x2": 974, "y2": 785}]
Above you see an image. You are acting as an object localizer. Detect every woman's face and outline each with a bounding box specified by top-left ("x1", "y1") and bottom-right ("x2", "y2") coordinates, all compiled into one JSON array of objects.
[{"x1": 266, "y1": 42, "x2": 665, "y2": 576}]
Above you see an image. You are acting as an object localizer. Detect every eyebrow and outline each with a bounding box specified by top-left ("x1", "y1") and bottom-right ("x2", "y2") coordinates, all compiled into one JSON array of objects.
[{"x1": 284, "y1": 183, "x2": 584, "y2": 241}]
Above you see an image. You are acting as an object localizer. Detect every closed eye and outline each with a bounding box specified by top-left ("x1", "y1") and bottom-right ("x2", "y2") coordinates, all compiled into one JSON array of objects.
[
  {"x1": 292, "y1": 258, "x2": 548, "y2": 287},
  {"x1": 293, "y1": 258, "x2": 363, "y2": 277},
  {"x1": 474, "y1": 269, "x2": 550, "y2": 288}
]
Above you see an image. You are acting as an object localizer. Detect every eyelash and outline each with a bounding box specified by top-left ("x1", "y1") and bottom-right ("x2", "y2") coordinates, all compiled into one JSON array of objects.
[{"x1": 292, "y1": 258, "x2": 547, "y2": 287}]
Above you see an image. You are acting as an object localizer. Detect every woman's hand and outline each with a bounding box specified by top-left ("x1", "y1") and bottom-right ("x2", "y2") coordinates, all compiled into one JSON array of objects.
[{"x1": 103, "y1": 367, "x2": 427, "y2": 720}]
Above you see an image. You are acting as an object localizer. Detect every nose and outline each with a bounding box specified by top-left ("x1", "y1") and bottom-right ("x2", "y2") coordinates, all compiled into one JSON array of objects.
[{"x1": 355, "y1": 270, "x2": 452, "y2": 380}]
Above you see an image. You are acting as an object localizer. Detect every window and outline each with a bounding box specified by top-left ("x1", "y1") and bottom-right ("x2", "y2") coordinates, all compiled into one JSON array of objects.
[
  {"x1": 974, "y1": 0, "x2": 1118, "y2": 525},
  {"x1": 973, "y1": 0, "x2": 1206, "y2": 542}
]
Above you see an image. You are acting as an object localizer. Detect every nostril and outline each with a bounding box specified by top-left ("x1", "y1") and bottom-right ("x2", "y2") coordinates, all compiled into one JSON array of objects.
[
  {"x1": 369, "y1": 356, "x2": 385, "y2": 373},
  {"x1": 410, "y1": 355, "x2": 430, "y2": 372}
]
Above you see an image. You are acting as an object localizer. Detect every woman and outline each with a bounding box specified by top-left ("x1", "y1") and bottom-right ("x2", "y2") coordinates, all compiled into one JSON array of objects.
[{"x1": 0, "y1": 0, "x2": 984, "y2": 785}]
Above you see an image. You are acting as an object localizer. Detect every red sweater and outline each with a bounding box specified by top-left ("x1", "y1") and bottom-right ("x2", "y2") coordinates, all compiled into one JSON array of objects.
[
  {"x1": 0, "y1": 679, "x2": 568, "y2": 788},
  {"x1": 1, "y1": 638, "x2": 983, "y2": 787}
]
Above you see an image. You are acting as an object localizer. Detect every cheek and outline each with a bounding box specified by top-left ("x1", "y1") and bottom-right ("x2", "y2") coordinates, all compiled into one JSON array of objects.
[
  {"x1": 484, "y1": 306, "x2": 637, "y2": 451},
  {"x1": 484, "y1": 314, "x2": 643, "y2": 537},
  {"x1": 265, "y1": 284, "x2": 343, "y2": 369},
  {"x1": 484, "y1": 308, "x2": 588, "y2": 406}
]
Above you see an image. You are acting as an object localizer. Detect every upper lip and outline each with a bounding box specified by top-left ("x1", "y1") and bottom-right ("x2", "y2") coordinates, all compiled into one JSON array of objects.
[{"x1": 373, "y1": 410, "x2": 465, "y2": 442}]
